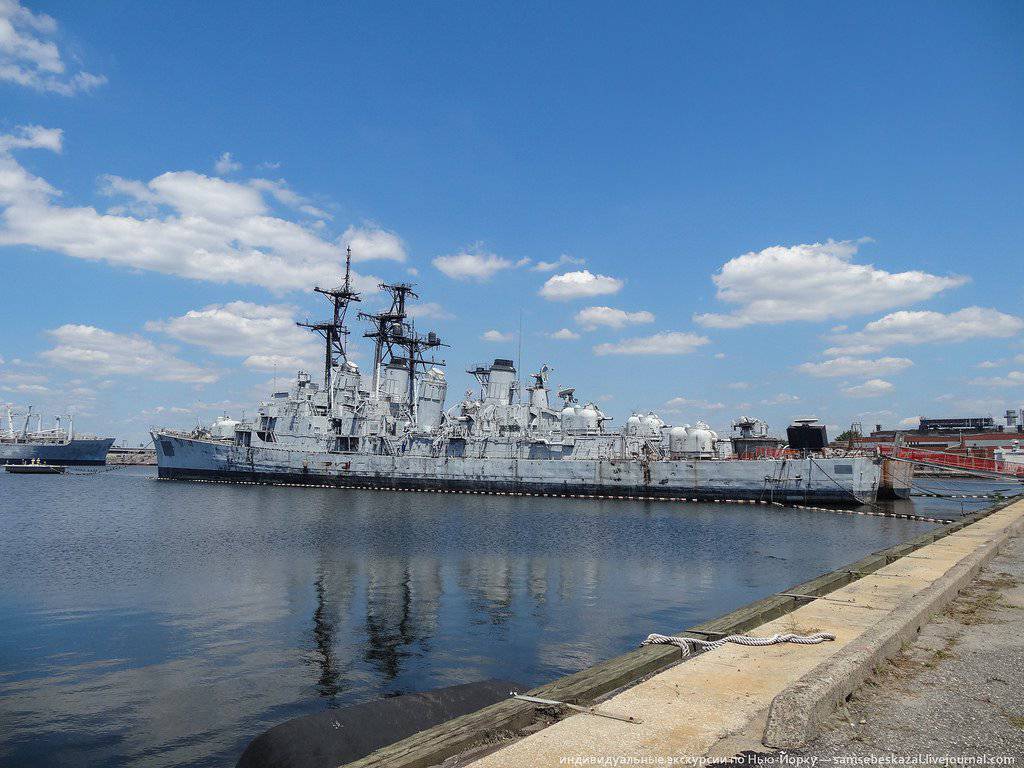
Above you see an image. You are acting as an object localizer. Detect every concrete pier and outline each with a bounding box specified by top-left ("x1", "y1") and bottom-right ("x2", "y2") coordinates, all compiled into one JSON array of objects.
[{"x1": 462, "y1": 498, "x2": 1024, "y2": 766}]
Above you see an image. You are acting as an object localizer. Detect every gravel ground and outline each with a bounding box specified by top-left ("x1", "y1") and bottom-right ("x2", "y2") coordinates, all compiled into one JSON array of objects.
[{"x1": 796, "y1": 532, "x2": 1024, "y2": 765}]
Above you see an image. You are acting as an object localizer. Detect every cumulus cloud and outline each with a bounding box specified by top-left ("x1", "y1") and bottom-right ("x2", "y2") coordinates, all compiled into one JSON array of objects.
[
  {"x1": 0, "y1": 124, "x2": 62, "y2": 153},
  {"x1": 664, "y1": 396, "x2": 726, "y2": 412},
  {"x1": 432, "y1": 251, "x2": 517, "y2": 281},
  {"x1": 842, "y1": 379, "x2": 894, "y2": 398},
  {"x1": 340, "y1": 224, "x2": 406, "y2": 262},
  {"x1": 0, "y1": 0, "x2": 106, "y2": 95},
  {"x1": 825, "y1": 307, "x2": 1024, "y2": 355},
  {"x1": 970, "y1": 371, "x2": 1024, "y2": 388},
  {"x1": 0, "y1": 129, "x2": 387, "y2": 293},
  {"x1": 250, "y1": 177, "x2": 331, "y2": 219},
  {"x1": 694, "y1": 240, "x2": 967, "y2": 328},
  {"x1": 0, "y1": 370, "x2": 49, "y2": 393},
  {"x1": 796, "y1": 356, "x2": 913, "y2": 379},
  {"x1": 549, "y1": 328, "x2": 580, "y2": 340},
  {"x1": 145, "y1": 301, "x2": 320, "y2": 372},
  {"x1": 593, "y1": 331, "x2": 709, "y2": 356},
  {"x1": 532, "y1": 254, "x2": 585, "y2": 272},
  {"x1": 481, "y1": 329, "x2": 513, "y2": 343},
  {"x1": 574, "y1": 306, "x2": 655, "y2": 330},
  {"x1": 539, "y1": 270, "x2": 624, "y2": 301},
  {"x1": 406, "y1": 302, "x2": 453, "y2": 321},
  {"x1": 761, "y1": 393, "x2": 800, "y2": 405},
  {"x1": 214, "y1": 152, "x2": 241, "y2": 175},
  {"x1": 41, "y1": 325, "x2": 218, "y2": 383}
]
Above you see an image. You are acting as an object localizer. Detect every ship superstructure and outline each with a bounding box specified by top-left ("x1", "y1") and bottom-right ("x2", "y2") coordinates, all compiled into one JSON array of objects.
[
  {"x1": 1, "y1": 405, "x2": 114, "y2": 465},
  {"x1": 153, "y1": 253, "x2": 883, "y2": 506}
]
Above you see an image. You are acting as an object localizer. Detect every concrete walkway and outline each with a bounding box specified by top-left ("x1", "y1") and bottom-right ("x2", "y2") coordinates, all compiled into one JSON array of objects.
[
  {"x1": 468, "y1": 499, "x2": 1024, "y2": 767},
  {"x1": 802, "y1": 531, "x2": 1024, "y2": 761}
]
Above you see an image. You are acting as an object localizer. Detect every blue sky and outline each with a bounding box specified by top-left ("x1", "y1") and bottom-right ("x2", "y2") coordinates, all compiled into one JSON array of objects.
[{"x1": 1, "y1": 0, "x2": 1023, "y2": 445}]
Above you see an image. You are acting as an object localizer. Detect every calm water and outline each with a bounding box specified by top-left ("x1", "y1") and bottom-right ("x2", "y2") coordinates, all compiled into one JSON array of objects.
[{"x1": 0, "y1": 468, "x2": 1015, "y2": 767}]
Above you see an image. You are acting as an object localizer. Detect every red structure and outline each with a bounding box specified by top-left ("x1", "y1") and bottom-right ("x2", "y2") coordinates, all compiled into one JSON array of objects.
[{"x1": 878, "y1": 445, "x2": 1024, "y2": 478}]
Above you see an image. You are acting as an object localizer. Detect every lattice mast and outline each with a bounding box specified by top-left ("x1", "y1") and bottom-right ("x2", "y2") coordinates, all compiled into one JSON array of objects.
[
  {"x1": 297, "y1": 247, "x2": 362, "y2": 410},
  {"x1": 358, "y1": 283, "x2": 447, "y2": 415}
]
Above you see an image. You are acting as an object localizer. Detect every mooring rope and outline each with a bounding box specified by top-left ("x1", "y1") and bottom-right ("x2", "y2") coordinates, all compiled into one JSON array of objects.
[{"x1": 641, "y1": 631, "x2": 836, "y2": 658}]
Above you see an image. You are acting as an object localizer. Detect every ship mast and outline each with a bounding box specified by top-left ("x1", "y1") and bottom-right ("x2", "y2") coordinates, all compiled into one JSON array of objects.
[
  {"x1": 297, "y1": 247, "x2": 362, "y2": 410},
  {"x1": 358, "y1": 283, "x2": 448, "y2": 415}
]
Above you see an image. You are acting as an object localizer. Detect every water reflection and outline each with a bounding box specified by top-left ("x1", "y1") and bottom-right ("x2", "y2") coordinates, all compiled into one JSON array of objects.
[
  {"x1": 310, "y1": 571, "x2": 342, "y2": 701},
  {"x1": 0, "y1": 469, "x2": 1012, "y2": 768}
]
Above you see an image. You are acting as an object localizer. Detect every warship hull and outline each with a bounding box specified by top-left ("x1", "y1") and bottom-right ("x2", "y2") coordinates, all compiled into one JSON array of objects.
[
  {"x1": 0, "y1": 438, "x2": 114, "y2": 466},
  {"x1": 153, "y1": 433, "x2": 881, "y2": 507}
]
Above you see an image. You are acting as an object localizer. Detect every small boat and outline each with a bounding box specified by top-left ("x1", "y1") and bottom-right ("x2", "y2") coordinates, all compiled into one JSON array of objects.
[{"x1": 5, "y1": 459, "x2": 65, "y2": 474}]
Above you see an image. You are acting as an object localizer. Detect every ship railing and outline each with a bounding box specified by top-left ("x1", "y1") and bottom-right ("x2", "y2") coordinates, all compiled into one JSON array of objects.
[{"x1": 880, "y1": 444, "x2": 1024, "y2": 477}]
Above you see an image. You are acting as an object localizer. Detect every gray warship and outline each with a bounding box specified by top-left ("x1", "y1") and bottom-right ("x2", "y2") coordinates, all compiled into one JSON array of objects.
[
  {"x1": 1, "y1": 406, "x2": 114, "y2": 465},
  {"x1": 153, "y1": 253, "x2": 885, "y2": 506}
]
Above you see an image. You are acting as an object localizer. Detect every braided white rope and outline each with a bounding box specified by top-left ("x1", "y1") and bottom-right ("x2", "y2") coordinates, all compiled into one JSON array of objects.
[{"x1": 641, "y1": 631, "x2": 836, "y2": 658}]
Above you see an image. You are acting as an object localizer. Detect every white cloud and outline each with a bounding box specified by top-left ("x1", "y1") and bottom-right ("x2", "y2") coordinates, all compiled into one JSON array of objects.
[
  {"x1": 795, "y1": 356, "x2": 913, "y2": 378},
  {"x1": 899, "y1": 416, "x2": 921, "y2": 427},
  {"x1": 728, "y1": 381, "x2": 750, "y2": 390},
  {"x1": 532, "y1": 254, "x2": 586, "y2": 272},
  {"x1": 481, "y1": 329, "x2": 513, "y2": 343},
  {"x1": 842, "y1": 379, "x2": 894, "y2": 398},
  {"x1": 250, "y1": 177, "x2": 332, "y2": 219},
  {"x1": 593, "y1": 331, "x2": 709, "y2": 356},
  {"x1": 0, "y1": 124, "x2": 62, "y2": 153},
  {"x1": 713, "y1": 352, "x2": 726, "y2": 359},
  {"x1": 150, "y1": 171, "x2": 267, "y2": 219},
  {"x1": 406, "y1": 302, "x2": 453, "y2": 321},
  {"x1": 341, "y1": 224, "x2": 406, "y2": 262},
  {"x1": 540, "y1": 269, "x2": 623, "y2": 301},
  {"x1": 0, "y1": 370, "x2": 49, "y2": 393},
  {"x1": 574, "y1": 306, "x2": 655, "y2": 330},
  {"x1": 98, "y1": 173, "x2": 159, "y2": 215},
  {"x1": 761, "y1": 393, "x2": 800, "y2": 405},
  {"x1": 145, "y1": 301, "x2": 320, "y2": 372},
  {"x1": 976, "y1": 360, "x2": 1004, "y2": 369},
  {"x1": 214, "y1": 152, "x2": 242, "y2": 175},
  {"x1": 970, "y1": 371, "x2": 1024, "y2": 388},
  {"x1": 41, "y1": 325, "x2": 218, "y2": 383},
  {"x1": 664, "y1": 396, "x2": 726, "y2": 412},
  {"x1": 432, "y1": 251, "x2": 515, "y2": 281},
  {"x1": 0, "y1": 382, "x2": 49, "y2": 393},
  {"x1": 0, "y1": 1, "x2": 106, "y2": 95},
  {"x1": 825, "y1": 307, "x2": 1024, "y2": 355},
  {"x1": 549, "y1": 328, "x2": 580, "y2": 340},
  {"x1": 0, "y1": 130, "x2": 385, "y2": 293},
  {"x1": 694, "y1": 240, "x2": 967, "y2": 328},
  {"x1": 242, "y1": 354, "x2": 308, "y2": 372}
]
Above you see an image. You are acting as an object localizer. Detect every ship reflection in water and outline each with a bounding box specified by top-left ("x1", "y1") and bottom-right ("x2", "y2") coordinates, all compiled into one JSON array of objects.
[{"x1": 0, "y1": 468, "x2": 1011, "y2": 767}]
